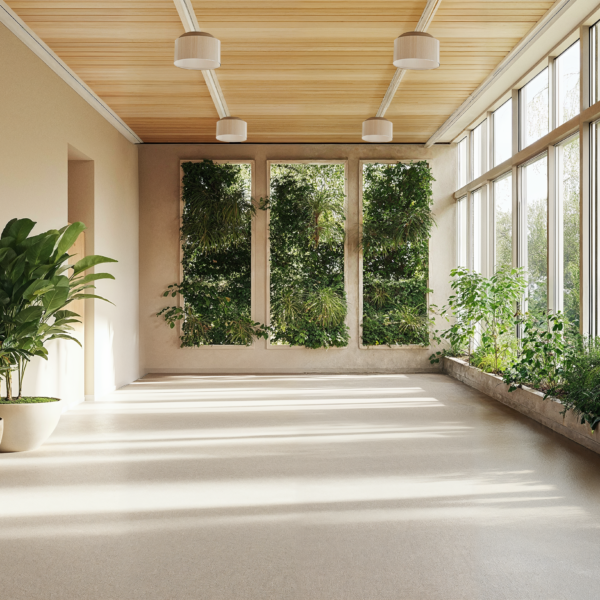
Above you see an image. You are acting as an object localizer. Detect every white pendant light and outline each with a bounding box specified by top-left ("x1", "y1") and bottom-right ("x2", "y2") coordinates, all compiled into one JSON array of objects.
[
  {"x1": 174, "y1": 32, "x2": 220, "y2": 70},
  {"x1": 362, "y1": 117, "x2": 393, "y2": 143},
  {"x1": 216, "y1": 117, "x2": 247, "y2": 143},
  {"x1": 393, "y1": 32, "x2": 439, "y2": 70}
]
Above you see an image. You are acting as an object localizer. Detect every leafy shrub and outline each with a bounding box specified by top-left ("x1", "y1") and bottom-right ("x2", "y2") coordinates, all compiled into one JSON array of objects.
[
  {"x1": 158, "y1": 160, "x2": 267, "y2": 346},
  {"x1": 269, "y1": 164, "x2": 349, "y2": 348},
  {"x1": 502, "y1": 312, "x2": 576, "y2": 393},
  {"x1": 430, "y1": 267, "x2": 527, "y2": 373},
  {"x1": 361, "y1": 162, "x2": 434, "y2": 346},
  {"x1": 553, "y1": 338, "x2": 600, "y2": 430}
]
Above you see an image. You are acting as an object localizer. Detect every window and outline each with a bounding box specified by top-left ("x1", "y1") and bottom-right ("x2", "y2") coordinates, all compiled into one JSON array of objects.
[
  {"x1": 472, "y1": 121, "x2": 486, "y2": 180},
  {"x1": 457, "y1": 195, "x2": 468, "y2": 267},
  {"x1": 591, "y1": 21, "x2": 600, "y2": 105},
  {"x1": 557, "y1": 135, "x2": 580, "y2": 325},
  {"x1": 472, "y1": 189, "x2": 483, "y2": 273},
  {"x1": 457, "y1": 137, "x2": 467, "y2": 188},
  {"x1": 520, "y1": 69, "x2": 549, "y2": 149},
  {"x1": 494, "y1": 173, "x2": 512, "y2": 272},
  {"x1": 592, "y1": 120, "x2": 600, "y2": 335},
  {"x1": 493, "y1": 100, "x2": 512, "y2": 167},
  {"x1": 555, "y1": 41, "x2": 580, "y2": 126},
  {"x1": 521, "y1": 154, "x2": 548, "y2": 316}
]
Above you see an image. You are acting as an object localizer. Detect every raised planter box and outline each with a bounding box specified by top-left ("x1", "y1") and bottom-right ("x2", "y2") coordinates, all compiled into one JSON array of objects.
[{"x1": 443, "y1": 356, "x2": 600, "y2": 456}]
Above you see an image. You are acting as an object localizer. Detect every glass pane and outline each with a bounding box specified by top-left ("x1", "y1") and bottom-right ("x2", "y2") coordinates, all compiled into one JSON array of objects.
[
  {"x1": 521, "y1": 69, "x2": 549, "y2": 149},
  {"x1": 522, "y1": 155, "x2": 548, "y2": 316},
  {"x1": 558, "y1": 136, "x2": 580, "y2": 325},
  {"x1": 457, "y1": 196, "x2": 468, "y2": 267},
  {"x1": 494, "y1": 174, "x2": 512, "y2": 272},
  {"x1": 556, "y1": 41, "x2": 580, "y2": 126},
  {"x1": 472, "y1": 189, "x2": 482, "y2": 273},
  {"x1": 472, "y1": 121, "x2": 486, "y2": 180},
  {"x1": 493, "y1": 101, "x2": 512, "y2": 167},
  {"x1": 591, "y1": 22, "x2": 600, "y2": 105},
  {"x1": 457, "y1": 137, "x2": 467, "y2": 189}
]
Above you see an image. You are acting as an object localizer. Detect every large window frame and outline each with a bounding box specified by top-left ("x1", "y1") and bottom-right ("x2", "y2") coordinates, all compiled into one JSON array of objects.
[{"x1": 452, "y1": 17, "x2": 600, "y2": 335}]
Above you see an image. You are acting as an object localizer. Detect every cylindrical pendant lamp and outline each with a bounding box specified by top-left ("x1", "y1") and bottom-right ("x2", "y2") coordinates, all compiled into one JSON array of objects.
[
  {"x1": 362, "y1": 117, "x2": 393, "y2": 143},
  {"x1": 393, "y1": 32, "x2": 440, "y2": 70},
  {"x1": 174, "y1": 32, "x2": 220, "y2": 70},
  {"x1": 216, "y1": 117, "x2": 247, "y2": 143}
]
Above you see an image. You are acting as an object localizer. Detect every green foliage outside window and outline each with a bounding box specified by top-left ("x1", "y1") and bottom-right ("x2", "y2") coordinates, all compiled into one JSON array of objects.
[
  {"x1": 157, "y1": 160, "x2": 267, "y2": 346},
  {"x1": 361, "y1": 162, "x2": 434, "y2": 346},
  {"x1": 269, "y1": 164, "x2": 349, "y2": 348}
]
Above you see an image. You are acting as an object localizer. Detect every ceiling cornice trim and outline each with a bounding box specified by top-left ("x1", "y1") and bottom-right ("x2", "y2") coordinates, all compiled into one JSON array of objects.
[{"x1": 0, "y1": 0, "x2": 143, "y2": 144}]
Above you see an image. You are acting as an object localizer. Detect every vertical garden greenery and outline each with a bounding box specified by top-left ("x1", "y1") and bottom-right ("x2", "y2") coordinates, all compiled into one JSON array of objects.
[
  {"x1": 158, "y1": 160, "x2": 267, "y2": 346},
  {"x1": 361, "y1": 162, "x2": 434, "y2": 346},
  {"x1": 269, "y1": 164, "x2": 349, "y2": 348}
]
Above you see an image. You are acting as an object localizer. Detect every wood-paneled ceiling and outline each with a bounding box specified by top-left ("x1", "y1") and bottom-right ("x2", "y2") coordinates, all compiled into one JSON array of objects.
[{"x1": 6, "y1": 1, "x2": 555, "y2": 143}]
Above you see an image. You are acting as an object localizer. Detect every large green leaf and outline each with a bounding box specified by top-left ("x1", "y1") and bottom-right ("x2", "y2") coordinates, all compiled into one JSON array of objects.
[
  {"x1": 71, "y1": 255, "x2": 117, "y2": 277},
  {"x1": 71, "y1": 272, "x2": 115, "y2": 286},
  {"x1": 56, "y1": 222, "x2": 86, "y2": 259},
  {"x1": 23, "y1": 280, "x2": 54, "y2": 300},
  {"x1": 71, "y1": 293, "x2": 114, "y2": 305},
  {"x1": 41, "y1": 285, "x2": 70, "y2": 314},
  {"x1": 14, "y1": 306, "x2": 44, "y2": 324},
  {"x1": 2, "y1": 218, "x2": 35, "y2": 242},
  {"x1": 24, "y1": 231, "x2": 60, "y2": 266}
]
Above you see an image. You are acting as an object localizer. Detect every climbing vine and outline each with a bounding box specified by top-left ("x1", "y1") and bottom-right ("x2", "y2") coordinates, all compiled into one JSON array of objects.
[
  {"x1": 361, "y1": 162, "x2": 434, "y2": 346},
  {"x1": 269, "y1": 164, "x2": 349, "y2": 348},
  {"x1": 158, "y1": 160, "x2": 267, "y2": 346}
]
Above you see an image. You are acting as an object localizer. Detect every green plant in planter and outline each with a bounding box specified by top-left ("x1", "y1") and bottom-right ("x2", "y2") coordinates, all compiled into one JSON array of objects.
[
  {"x1": 158, "y1": 160, "x2": 269, "y2": 346},
  {"x1": 502, "y1": 311, "x2": 578, "y2": 393},
  {"x1": 269, "y1": 164, "x2": 349, "y2": 348},
  {"x1": 361, "y1": 162, "x2": 434, "y2": 347},
  {"x1": 430, "y1": 266, "x2": 527, "y2": 373},
  {"x1": 0, "y1": 218, "x2": 117, "y2": 401}
]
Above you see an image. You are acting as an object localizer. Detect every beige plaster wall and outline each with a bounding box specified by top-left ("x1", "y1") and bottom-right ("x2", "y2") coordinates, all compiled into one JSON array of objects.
[
  {"x1": 0, "y1": 24, "x2": 140, "y2": 403},
  {"x1": 139, "y1": 143, "x2": 456, "y2": 374}
]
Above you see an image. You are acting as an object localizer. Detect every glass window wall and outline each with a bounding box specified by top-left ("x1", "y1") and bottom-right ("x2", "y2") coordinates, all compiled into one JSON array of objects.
[
  {"x1": 493, "y1": 173, "x2": 513, "y2": 272},
  {"x1": 472, "y1": 121, "x2": 486, "y2": 180},
  {"x1": 472, "y1": 189, "x2": 482, "y2": 273},
  {"x1": 520, "y1": 69, "x2": 549, "y2": 149},
  {"x1": 521, "y1": 155, "x2": 548, "y2": 316},
  {"x1": 493, "y1": 101, "x2": 512, "y2": 167},
  {"x1": 457, "y1": 196, "x2": 468, "y2": 267},
  {"x1": 557, "y1": 135, "x2": 580, "y2": 325},
  {"x1": 457, "y1": 137, "x2": 467, "y2": 188},
  {"x1": 556, "y1": 41, "x2": 580, "y2": 126}
]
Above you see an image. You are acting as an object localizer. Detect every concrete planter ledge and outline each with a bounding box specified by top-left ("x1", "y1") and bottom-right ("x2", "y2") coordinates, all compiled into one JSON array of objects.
[{"x1": 443, "y1": 356, "x2": 600, "y2": 455}]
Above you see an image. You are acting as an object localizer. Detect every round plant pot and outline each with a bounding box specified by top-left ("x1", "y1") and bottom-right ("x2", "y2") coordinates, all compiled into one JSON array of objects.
[{"x1": 0, "y1": 400, "x2": 63, "y2": 452}]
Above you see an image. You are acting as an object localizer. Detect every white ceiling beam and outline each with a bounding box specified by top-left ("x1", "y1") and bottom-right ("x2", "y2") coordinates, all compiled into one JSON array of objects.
[
  {"x1": 424, "y1": 0, "x2": 581, "y2": 147},
  {"x1": 376, "y1": 0, "x2": 443, "y2": 118},
  {"x1": 172, "y1": 0, "x2": 230, "y2": 119},
  {"x1": 0, "y1": 0, "x2": 142, "y2": 144}
]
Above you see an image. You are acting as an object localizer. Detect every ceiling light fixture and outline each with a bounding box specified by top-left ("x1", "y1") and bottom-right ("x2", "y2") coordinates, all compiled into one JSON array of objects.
[
  {"x1": 216, "y1": 117, "x2": 247, "y2": 143},
  {"x1": 362, "y1": 117, "x2": 393, "y2": 143},
  {"x1": 393, "y1": 32, "x2": 440, "y2": 70},
  {"x1": 174, "y1": 31, "x2": 220, "y2": 70}
]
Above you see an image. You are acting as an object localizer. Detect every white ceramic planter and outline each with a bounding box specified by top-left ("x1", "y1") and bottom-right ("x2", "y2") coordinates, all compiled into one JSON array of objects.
[
  {"x1": 443, "y1": 356, "x2": 600, "y2": 455},
  {"x1": 0, "y1": 400, "x2": 62, "y2": 452}
]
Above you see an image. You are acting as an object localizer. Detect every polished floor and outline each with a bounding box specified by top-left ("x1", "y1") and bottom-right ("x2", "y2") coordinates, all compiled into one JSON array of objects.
[{"x1": 1, "y1": 373, "x2": 600, "y2": 600}]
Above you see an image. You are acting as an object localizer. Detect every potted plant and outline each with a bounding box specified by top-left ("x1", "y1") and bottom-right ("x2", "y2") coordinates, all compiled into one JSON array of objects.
[{"x1": 0, "y1": 218, "x2": 116, "y2": 452}]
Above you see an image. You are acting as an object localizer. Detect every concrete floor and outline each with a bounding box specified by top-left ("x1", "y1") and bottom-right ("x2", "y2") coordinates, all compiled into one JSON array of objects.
[{"x1": 1, "y1": 374, "x2": 600, "y2": 600}]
